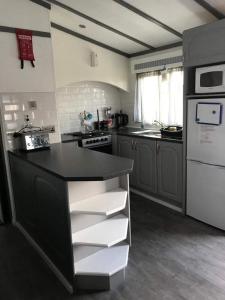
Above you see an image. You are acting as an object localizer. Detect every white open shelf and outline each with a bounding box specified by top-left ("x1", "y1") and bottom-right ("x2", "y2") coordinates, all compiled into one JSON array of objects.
[
  {"x1": 74, "y1": 245, "x2": 129, "y2": 276},
  {"x1": 72, "y1": 214, "x2": 128, "y2": 247},
  {"x1": 70, "y1": 188, "x2": 127, "y2": 216}
]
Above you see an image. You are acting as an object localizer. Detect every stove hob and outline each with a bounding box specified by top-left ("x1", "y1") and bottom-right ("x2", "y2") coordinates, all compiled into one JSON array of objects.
[{"x1": 68, "y1": 131, "x2": 109, "y2": 139}]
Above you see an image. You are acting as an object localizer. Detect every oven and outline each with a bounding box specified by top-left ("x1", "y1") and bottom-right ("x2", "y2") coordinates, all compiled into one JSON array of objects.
[
  {"x1": 85, "y1": 143, "x2": 112, "y2": 154},
  {"x1": 69, "y1": 131, "x2": 113, "y2": 154}
]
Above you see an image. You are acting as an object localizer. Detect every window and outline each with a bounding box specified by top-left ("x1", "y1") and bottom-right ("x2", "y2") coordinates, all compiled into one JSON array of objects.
[{"x1": 134, "y1": 67, "x2": 183, "y2": 126}]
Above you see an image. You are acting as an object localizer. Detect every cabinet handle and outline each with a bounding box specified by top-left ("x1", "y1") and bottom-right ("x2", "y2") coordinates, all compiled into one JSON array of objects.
[
  {"x1": 131, "y1": 140, "x2": 134, "y2": 150},
  {"x1": 135, "y1": 141, "x2": 137, "y2": 151},
  {"x1": 157, "y1": 143, "x2": 160, "y2": 154}
]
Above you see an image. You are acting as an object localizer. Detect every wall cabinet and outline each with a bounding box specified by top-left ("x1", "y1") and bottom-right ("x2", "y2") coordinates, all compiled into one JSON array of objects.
[
  {"x1": 117, "y1": 136, "x2": 183, "y2": 205},
  {"x1": 183, "y1": 19, "x2": 225, "y2": 67}
]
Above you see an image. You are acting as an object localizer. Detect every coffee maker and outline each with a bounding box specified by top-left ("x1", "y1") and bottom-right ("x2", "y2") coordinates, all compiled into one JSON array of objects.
[{"x1": 112, "y1": 111, "x2": 129, "y2": 129}]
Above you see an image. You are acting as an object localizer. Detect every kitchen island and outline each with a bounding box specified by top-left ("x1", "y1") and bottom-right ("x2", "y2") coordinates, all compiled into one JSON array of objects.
[{"x1": 8, "y1": 143, "x2": 133, "y2": 293}]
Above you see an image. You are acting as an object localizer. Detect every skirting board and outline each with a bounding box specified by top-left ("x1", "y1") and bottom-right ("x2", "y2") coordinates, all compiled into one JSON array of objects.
[
  {"x1": 15, "y1": 222, "x2": 74, "y2": 294},
  {"x1": 130, "y1": 188, "x2": 183, "y2": 213}
]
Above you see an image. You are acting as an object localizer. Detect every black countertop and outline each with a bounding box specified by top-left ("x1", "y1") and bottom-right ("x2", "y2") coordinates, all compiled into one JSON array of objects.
[
  {"x1": 9, "y1": 143, "x2": 133, "y2": 181},
  {"x1": 61, "y1": 127, "x2": 183, "y2": 144}
]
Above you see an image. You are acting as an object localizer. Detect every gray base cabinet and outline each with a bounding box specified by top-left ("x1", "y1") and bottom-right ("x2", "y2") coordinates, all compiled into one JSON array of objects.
[
  {"x1": 135, "y1": 139, "x2": 157, "y2": 194},
  {"x1": 117, "y1": 136, "x2": 183, "y2": 206},
  {"x1": 157, "y1": 141, "x2": 183, "y2": 203},
  {"x1": 117, "y1": 136, "x2": 136, "y2": 186}
]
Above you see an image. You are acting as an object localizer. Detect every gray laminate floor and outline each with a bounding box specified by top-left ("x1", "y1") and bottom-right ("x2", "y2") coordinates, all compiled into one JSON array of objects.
[{"x1": 1, "y1": 194, "x2": 225, "y2": 300}]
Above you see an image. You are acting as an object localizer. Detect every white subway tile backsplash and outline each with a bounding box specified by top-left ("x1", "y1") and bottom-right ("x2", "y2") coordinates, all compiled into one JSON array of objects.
[
  {"x1": 0, "y1": 92, "x2": 61, "y2": 149},
  {"x1": 4, "y1": 104, "x2": 20, "y2": 111},
  {"x1": 56, "y1": 81, "x2": 122, "y2": 133},
  {"x1": 4, "y1": 114, "x2": 13, "y2": 121}
]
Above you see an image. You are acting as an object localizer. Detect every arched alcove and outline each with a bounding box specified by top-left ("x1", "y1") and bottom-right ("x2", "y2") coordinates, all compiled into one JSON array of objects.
[{"x1": 56, "y1": 81, "x2": 129, "y2": 134}]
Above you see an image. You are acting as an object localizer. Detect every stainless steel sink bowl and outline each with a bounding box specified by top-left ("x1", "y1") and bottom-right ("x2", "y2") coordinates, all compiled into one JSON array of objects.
[
  {"x1": 131, "y1": 129, "x2": 161, "y2": 135},
  {"x1": 142, "y1": 132, "x2": 161, "y2": 136}
]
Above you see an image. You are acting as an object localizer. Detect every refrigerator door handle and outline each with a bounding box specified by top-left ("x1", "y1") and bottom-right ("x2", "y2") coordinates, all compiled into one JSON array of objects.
[
  {"x1": 187, "y1": 158, "x2": 225, "y2": 169},
  {"x1": 187, "y1": 159, "x2": 206, "y2": 164}
]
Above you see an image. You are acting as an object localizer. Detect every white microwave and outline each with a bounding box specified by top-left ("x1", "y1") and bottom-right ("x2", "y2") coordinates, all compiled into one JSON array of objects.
[{"x1": 195, "y1": 64, "x2": 225, "y2": 93}]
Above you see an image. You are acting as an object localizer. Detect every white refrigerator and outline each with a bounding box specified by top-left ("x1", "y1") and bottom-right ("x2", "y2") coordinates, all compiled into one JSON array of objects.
[{"x1": 187, "y1": 98, "x2": 225, "y2": 230}]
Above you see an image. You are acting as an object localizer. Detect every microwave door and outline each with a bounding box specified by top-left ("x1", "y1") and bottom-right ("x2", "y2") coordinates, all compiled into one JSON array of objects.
[
  {"x1": 200, "y1": 71, "x2": 223, "y2": 88},
  {"x1": 195, "y1": 64, "x2": 225, "y2": 93}
]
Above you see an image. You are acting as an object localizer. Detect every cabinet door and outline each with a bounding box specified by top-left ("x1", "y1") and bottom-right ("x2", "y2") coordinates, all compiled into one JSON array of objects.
[
  {"x1": 157, "y1": 141, "x2": 183, "y2": 203},
  {"x1": 111, "y1": 134, "x2": 117, "y2": 155},
  {"x1": 135, "y1": 138, "x2": 157, "y2": 194},
  {"x1": 117, "y1": 136, "x2": 136, "y2": 186},
  {"x1": 183, "y1": 19, "x2": 225, "y2": 66}
]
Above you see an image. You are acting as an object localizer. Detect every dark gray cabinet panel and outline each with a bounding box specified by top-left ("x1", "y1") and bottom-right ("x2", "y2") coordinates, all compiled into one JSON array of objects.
[
  {"x1": 117, "y1": 136, "x2": 136, "y2": 186},
  {"x1": 9, "y1": 154, "x2": 74, "y2": 286},
  {"x1": 135, "y1": 139, "x2": 157, "y2": 194},
  {"x1": 157, "y1": 141, "x2": 183, "y2": 203},
  {"x1": 183, "y1": 19, "x2": 225, "y2": 67},
  {"x1": 117, "y1": 135, "x2": 183, "y2": 206}
]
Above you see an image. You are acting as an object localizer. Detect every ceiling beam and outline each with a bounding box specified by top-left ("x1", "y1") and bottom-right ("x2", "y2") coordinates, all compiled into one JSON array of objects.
[
  {"x1": 30, "y1": 0, "x2": 51, "y2": 10},
  {"x1": 46, "y1": 0, "x2": 155, "y2": 50},
  {"x1": 129, "y1": 41, "x2": 183, "y2": 58},
  {"x1": 193, "y1": 0, "x2": 225, "y2": 19},
  {"x1": 113, "y1": 0, "x2": 182, "y2": 38},
  {"x1": 0, "y1": 25, "x2": 51, "y2": 37},
  {"x1": 51, "y1": 22, "x2": 130, "y2": 57}
]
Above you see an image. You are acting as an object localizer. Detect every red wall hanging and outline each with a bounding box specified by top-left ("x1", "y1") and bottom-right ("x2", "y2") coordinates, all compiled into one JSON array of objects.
[{"x1": 16, "y1": 29, "x2": 35, "y2": 69}]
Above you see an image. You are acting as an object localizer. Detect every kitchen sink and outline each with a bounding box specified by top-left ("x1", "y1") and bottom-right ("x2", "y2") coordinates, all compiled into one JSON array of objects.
[
  {"x1": 131, "y1": 129, "x2": 161, "y2": 135},
  {"x1": 142, "y1": 132, "x2": 161, "y2": 136}
]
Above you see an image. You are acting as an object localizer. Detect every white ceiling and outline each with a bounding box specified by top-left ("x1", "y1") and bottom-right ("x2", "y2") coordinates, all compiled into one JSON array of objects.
[{"x1": 48, "y1": 0, "x2": 225, "y2": 57}]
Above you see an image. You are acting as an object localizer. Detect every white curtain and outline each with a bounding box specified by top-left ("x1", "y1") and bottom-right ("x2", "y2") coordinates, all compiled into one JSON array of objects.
[{"x1": 134, "y1": 67, "x2": 183, "y2": 126}]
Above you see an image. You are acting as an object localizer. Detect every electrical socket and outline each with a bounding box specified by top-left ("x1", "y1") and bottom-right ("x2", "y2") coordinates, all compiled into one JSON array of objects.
[{"x1": 28, "y1": 101, "x2": 37, "y2": 110}]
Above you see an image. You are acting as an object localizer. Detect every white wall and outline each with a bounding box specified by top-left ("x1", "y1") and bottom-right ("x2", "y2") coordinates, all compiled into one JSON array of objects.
[
  {"x1": 51, "y1": 28, "x2": 130, "y2": 92},
  {"x1": 57, "y1": 81, "x2": 122, "y2": 133},
  {"x1": 0, "y1": 92, "x2": 60, "y2": 148},
  {"x1": 0, "y1": 0, "x2": 60, "y2": 148},
  {"x1": 0, "y1": 0, "x2": 55, "y2": 93},
  {"x1": 0, "y1": 0, "x2": 60, "y2": 222}
]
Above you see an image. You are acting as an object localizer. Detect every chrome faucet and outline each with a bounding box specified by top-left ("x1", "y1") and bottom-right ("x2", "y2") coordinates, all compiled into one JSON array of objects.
[{"x1": 153, "y1": 120, "x2": 164, "y2": 128}]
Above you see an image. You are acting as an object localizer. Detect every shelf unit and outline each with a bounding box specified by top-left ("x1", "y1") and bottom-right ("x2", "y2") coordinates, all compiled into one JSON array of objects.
[
  {"x1": 67, "y1": 175, "x2": 131, "y2": 291},
  {"x1": 74, "y1": 245, "x2": 129, "y2": 276},
  {"x1": 72, "y1": 214, "x2": 128, "y2": 247},
  {"x1": 70, "y1": 188, "x2": 127, "y2": 216}
]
